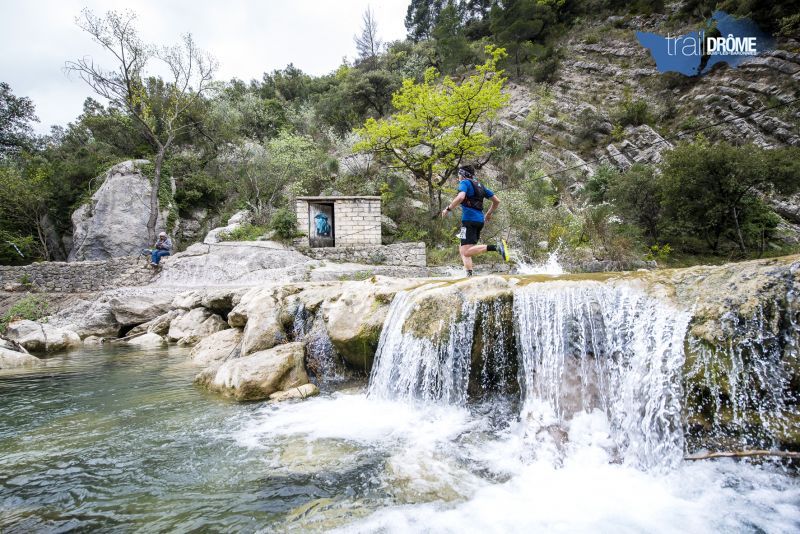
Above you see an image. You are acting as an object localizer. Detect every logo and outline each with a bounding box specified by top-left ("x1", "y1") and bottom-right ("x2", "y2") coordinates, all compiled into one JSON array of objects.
[{"x1": 636, "y1": 11, "x2": 774, "y2": 76}]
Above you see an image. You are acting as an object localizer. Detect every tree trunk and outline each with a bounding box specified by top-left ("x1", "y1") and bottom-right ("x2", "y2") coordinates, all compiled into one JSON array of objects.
[
  {"x1": 427, "y1": 177, "x2": 436, "y2": 218},
  {"x1": 147, "y1": 149, "x2": 165, "y2": 244},
  {"x1": 732, "y1": 206, "x2": 747, "y2": 254},
  {"x1": 685, "y1": 449, "x2": 800, "y2": 461}
]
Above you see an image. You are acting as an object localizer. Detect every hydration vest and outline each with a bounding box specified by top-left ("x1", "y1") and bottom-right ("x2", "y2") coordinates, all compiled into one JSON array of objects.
[{"x1": 461, "y1": 178, "x2": 486, "y2": 211}]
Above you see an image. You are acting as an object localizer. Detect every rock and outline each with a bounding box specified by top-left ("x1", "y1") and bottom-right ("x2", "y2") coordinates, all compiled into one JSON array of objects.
[
  {"x1": 108, "y1": 292, "x2": 175, "y2": 326},
  {"x1": 0, "y1": 336, "x2": 28, "y2": 354},
  {"x1": 154, "y1": 242, "x2": 312, "y2": 286},
  {"x1": 0, "y1": 347, "x2": 44, "y2": 369},
  {"x1": 381, "y1": 215, "x2": 399, "y2": 235},
  {"x1": 167, "y1": 308, "x2": 228, "y2": 345},
  {"x1": 269, "y1": 383, "x2": 320, "y2": 402},
  {"x1": 127, "y1": 310, "x2": 181, "y2": 337},
  {"x1": 125, "y1": 332, "x2": 166, "y2": 347},
  {"x1": 229, "y1": 286, "x2": 290, "y2": 355},
  {"x1": 189, "y1": 328, "x2": 243, "y2": 365},
  {"x1": 200, "y1": 288, "x2": 244, "y2": 315},
  {"x1": 203, "y1": 210, "x2": 252, "y2": 244},
  {"x1": 172, "y1": 290, "x2": 204, "y2": 310},
  {"x1": 83, "y1": 336, "x2": 103, "y2": 345},
  {"x1": 297, "y1": 277, "x2": 416, "y2": 371},
  {"x1": 46, "y1": 299, "x2": 120, "y2": 338},
  {"x1": 68, "y1": 160, "x2": 170, "y2": 261},
  {"x1": 195, "y1": 342, "x2": 308, "y2": 401},
  {"x1": 5, "y1": 320, "x2": 82, "y2": 353}
]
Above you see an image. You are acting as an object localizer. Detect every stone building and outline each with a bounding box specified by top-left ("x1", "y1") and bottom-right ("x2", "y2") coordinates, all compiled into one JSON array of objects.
[{"x1": 295, "y1": 196, "x2": 382, "y2": 248}]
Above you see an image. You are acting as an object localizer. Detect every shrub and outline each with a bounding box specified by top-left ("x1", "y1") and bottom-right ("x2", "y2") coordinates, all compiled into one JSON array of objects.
[
  {"x1": 1, "y1": 295, "x2": 49, "y2": 332},
  {"x1": 268, "y1": 208, "x2": 300, "y2": 241},
  {"x1": 219, "y1": 223, "x2": 267, "y2": 242}
]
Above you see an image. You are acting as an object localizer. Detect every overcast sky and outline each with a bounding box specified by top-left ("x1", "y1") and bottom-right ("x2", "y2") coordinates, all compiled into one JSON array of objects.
[{"x1": 1, "y1": 0, "x2": 410, "y2": 134}]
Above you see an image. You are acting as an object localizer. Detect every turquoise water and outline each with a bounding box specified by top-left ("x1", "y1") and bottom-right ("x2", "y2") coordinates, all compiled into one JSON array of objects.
[
  {"x1": 2, "y1": 346, "x2": 798, "y2": 533},
  {"x1": 0, "y1": 347, "x2": 379, "y2": 532}
]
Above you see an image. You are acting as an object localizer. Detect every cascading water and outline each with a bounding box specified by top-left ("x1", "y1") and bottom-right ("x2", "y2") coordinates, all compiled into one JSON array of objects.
[
  {"x1": 291, "y1": 302, "x2": 345, "y2": 383},
  {"x1": 514, "y1": 281, "x2": 691, "y2": 469},
  {"x1": 368, "y1": 286, "x2": 478, "y2": 403}
]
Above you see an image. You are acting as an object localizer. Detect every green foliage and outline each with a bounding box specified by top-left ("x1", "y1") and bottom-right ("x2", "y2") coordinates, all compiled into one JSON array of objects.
[
  {"x1": 584, "y1": 164, "x2": 620, "y2": 204},
  {"x1": 0, "y1": 82, "x2": 38, "y2": 157},
  {"x1": 659, "y1": 140, "x2": 799, "y2": 253},
  {"x1": 489, "y1": 0, "x2": 559, "y2": 76},
  {"x1": 607, "y1": 163, "x2": 662, "y2": 243},
  {"x1": 355, "y1": 45, "x2": 509, "y2": 216},
  {"x1": 268, "y1": 208, "x2": 300, "y2": 241},
  {"x1": 614, "y1": 89, "x2": 651, "y2": 127},
  {"x1": 219, "y1": 223, "x2": 267, "y2": 242},
  {"x1": 0, "y1": 295, "x2": 49, "y2": 333},
  {"x1": 644, "y1": 243, "x2": 672, "y2": 262}
]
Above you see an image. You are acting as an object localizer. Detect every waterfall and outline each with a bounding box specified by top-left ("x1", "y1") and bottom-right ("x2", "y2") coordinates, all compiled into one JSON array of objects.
[
  {"x1": 684, "y1": 298, "x2": 799, "y2": 451},
  {"x1": 368, "y1": 286, "x2": 478, "y2": 404},
  {"x1": 292, "y1": 303, "x2": 344, "y2": 383},
  {"x1": 368, "y1": 279, "x2": 692, "y2": 469},
  {"x1": 514, "y1": 281, "x2": 691, "y2": 468}
]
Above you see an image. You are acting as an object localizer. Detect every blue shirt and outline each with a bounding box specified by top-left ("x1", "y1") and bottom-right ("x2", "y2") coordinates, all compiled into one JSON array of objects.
[{"x1": 458, "y1": 179, "x2": 494, "y2": 223}]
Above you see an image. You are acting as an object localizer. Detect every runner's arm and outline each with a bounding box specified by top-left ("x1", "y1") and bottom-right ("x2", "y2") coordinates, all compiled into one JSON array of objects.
[{"x1": 441, "y1": 192, "x2": 466, "y2": 218}]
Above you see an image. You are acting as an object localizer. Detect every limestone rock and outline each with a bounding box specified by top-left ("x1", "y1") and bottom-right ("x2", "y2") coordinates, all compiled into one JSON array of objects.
[
  {"x1": 154, "y1": 241, "x2": 312, "y2": 286},
  {"x1": 229, "y1": 285, "x2": 290, "y2": 355},
  {"x1": 127, "y1": 310, "x2": 181, "y2": 337},
  {"x1": 0, "y1": 347, "x2": 44, "y2": 369},
  {"x1": 189, "y1": 328, "x2": 243, "y2": 365},
  {"x1": 83, "y1": 336, "x2": 103, "y2": 345},
  {"x1": 46, "y1": 299, "x2": 120, "y2": 338},
  {"x1": 5, "y1": 320, "x2": 81, "y2": 353},
  {"x1": 269, "y1": 383, "x2": 320, "y2": 402},
  {"x1": 167, "y1": 308, "x2": 228, "y2": 345},
  {"x1": 195, "y1": 342, "x2": 308, "y2": 401},
  {"x1": 125, "y1": 332, "x2": 166, "y2": 347},
  {"x1": 108, "y1": 292, "x2": 175, "y2": 326},
  {"x1": 203, "y1": 210, "x2": 252, "y2": 244},
  {"x1": 68, "y1": 160, "x2": 170, "y2": 261}
]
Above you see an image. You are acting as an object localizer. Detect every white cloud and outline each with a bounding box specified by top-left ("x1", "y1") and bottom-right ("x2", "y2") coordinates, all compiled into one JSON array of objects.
[{"x1": 0, "y1": 0, "x2": 409, "y2": 134}]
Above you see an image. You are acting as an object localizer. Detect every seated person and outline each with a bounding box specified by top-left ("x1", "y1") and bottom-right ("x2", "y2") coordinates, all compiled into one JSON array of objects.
[{"x1": 150, "y1": 232, "x2": 172, "y2": 266}]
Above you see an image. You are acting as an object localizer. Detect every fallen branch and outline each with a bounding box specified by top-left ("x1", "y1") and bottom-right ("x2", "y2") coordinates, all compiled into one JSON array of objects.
[{"x1": 685, "y1": 450, "x2": 800, "y2": 461}]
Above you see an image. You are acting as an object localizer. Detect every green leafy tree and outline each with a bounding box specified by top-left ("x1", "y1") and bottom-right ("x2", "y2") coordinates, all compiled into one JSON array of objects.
[
  {"x1": 354, "y1": 45, "x2": 509, "y2": 217},
  {"x1": 66, "y1": 9, "x2": 216, "y2": 242},
  {"x1": 607, "y1": 163, "x2": 662, "y2": 243},
  {"x1": 489, "y1": 0, "x2": 558, "y2": 76},
  {"x1": 660, "y1": 140, "x2": 800, "y2": 254},
  {"x1": 0, "y1": 82, "x2": 38, "y2": 157},
  {"x1": 405, "y1": 0, "x2": 445, "y2": 41},
  {"x1": 432, "y1": 1, "x2": 475, "y2": 73}
]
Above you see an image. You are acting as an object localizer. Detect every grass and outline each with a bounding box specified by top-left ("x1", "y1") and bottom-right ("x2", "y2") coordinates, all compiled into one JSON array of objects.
[{"x1": 1, "y1": 294, "x2": 50, "y2": 333}]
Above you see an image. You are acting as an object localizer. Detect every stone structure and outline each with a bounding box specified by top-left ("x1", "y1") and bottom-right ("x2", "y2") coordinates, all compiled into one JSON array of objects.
[
  {"x1": 299, "y1": 243, "x2": 427, "y2": 267},
  {"x1": 0, "y1": 257, "x2": 152, "y2": 293},
  {"x1": 295, "y1": 196, "x2": 382, "y2": 248}
]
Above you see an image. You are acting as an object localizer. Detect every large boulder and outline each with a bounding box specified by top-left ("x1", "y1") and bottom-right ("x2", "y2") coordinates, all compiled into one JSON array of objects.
[
  {"x1": 46, "y1": 299, "x2": 120, "y2": 338},
  {"x1": 108, "y1": 291, "x2": 175, "y2": 326},
  {"x1": 154, "y1": 241, "x2": 312, "y2": 286},
  {"x1": 203, "y1": 210, "x2": 252, "y2": 244},
  {"x1": 0, "y1": 347, "x2": 43, "y2": 369},
  {"x1": 68, "y1": 160, "x2": 170, "y2": 261},
  {"x1": 269, "y1": 383, "x2": 320, "y2": 402},
  {"x1": 125, "y1": 332, "x2": 166, "y2": 347},
  {"x1": 5, "y1": 320, "x2": 81, "y2": 353},
  {"x1": 167, "y1": 308, "x2": 228, "y2": 345},
  {"x1": 195, "y1": 342, "x2": 308, "y2": 401},
  {"x1": 127, "y1": 310, "x2": 181, "y2": 337},
  {"x1": 229, "y1": 285, "x2": 293, "y2": 356},
  {"x1": 190, "y1": 328, "x2": 243, "y2": 365}
]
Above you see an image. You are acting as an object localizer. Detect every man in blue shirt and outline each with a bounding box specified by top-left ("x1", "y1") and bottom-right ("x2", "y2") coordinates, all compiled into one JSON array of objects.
[{"x1": 440, "y1": 165, "x2": 510, "y2": 277}]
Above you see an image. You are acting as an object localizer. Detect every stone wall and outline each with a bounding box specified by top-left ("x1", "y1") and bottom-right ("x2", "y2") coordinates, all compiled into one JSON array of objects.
[
  {"x1": 296, "y1": 196, "x2": 382, "y2": 247},
  {"x1": 299, "y1": 243, "x2": 427, "y2": 267},
  {"x1": 0, "y1": 257, "x2": 153, "y2": 293}
]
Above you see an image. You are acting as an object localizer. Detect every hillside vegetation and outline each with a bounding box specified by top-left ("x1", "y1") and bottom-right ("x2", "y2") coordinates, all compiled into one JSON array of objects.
[{"x1": 1, "y1": 0, "x2": 799, "y2": 268}]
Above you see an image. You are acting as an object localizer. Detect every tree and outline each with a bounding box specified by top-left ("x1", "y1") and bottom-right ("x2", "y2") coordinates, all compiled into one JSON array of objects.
[
  {"x1": 432, "y1": 1, "x2": 474, "y2": 73},
  {"x1": 607, "y1": 164, "x2": 663, "y2": 244},
  {"x1": 0, "y1": 82, "x2": 38, "y2": 157},
  {"x1": 489, "y1": 0, "x2": 558, "y2": 76},
  {"x1": 66, "y1": 9, "x2": 216, "y2": 242},
  {"x1": 659, "y1": 140, "x2": 800, "y2": 254},
  {"x1": 354, "y1": 45, "x2": 509, "y2": 217},
  {"x1": 405, "y1": 0, "x2": 445, "y2": 42},
  {"x1": 0, "y1": 162, "x2": 51, "y2": 262},
  {"x1": 354, "y1": 6, "x2": 383, "y2": 67}
]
